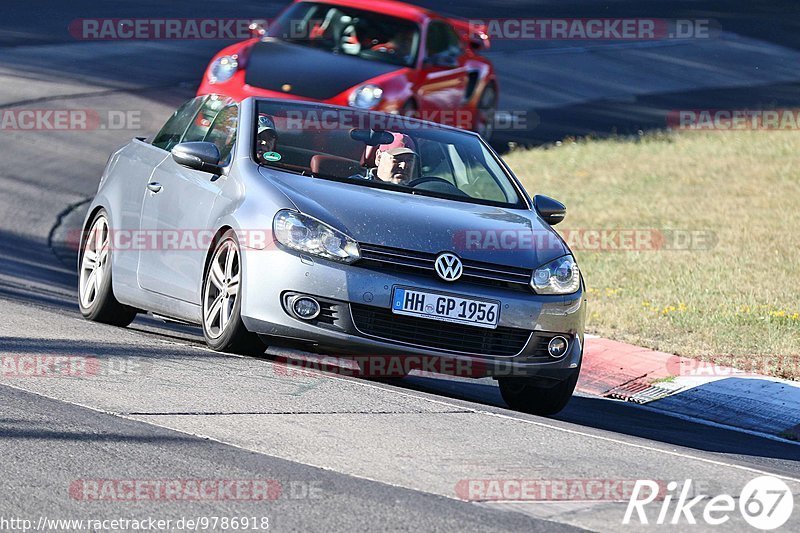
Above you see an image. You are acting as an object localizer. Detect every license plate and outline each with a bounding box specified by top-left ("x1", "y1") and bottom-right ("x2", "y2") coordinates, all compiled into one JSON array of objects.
[{"x1": 391, "y1": 287, "x2": 500, "y2": 329}]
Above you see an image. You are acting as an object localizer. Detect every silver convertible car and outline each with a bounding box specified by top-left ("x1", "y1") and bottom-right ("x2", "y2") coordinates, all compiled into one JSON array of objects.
[{"x1": 78, "y1": 95, "x2": 586, "y2": 415}]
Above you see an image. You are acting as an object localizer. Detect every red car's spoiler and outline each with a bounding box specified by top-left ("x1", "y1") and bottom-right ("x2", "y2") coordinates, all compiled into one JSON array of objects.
[{"x1": 446, "y1": 17, "x2": 491, "y2": 51}]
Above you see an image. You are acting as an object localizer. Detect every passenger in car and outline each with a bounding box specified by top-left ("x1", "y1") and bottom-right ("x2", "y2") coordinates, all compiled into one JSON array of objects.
[{"x1": 255, "y1": 113, "x2": 279, "y2": 163}]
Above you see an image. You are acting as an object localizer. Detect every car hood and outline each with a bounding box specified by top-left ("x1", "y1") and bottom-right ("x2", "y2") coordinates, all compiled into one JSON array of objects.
[
  {"x1": 259, "y1": 167, "x2": 568, "y2": 269},
  {"x1": 244, "y1": 39, "x2": 404, "y2": 100}
]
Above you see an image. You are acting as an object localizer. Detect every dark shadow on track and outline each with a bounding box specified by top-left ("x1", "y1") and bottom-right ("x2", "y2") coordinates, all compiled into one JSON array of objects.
[
  {"x1": 0, "y1": 229, "x2": 76, "y2": 291},
  {"x1": 0, "y1": 336, "x2": 221, "y2": 361},
  {"x1": 0, "y1": 419, "x2": 199, "y2": 443},
  {"x1": 339, "y1": 371, "x2": 800, "y2": 466}
]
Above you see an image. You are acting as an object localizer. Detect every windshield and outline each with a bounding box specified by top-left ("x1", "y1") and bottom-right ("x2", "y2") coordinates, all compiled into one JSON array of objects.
[
  {"x1": 253, "y1": 101, "x2": 525, "y2": 208},
  {"x1": 267, "y1": 1, "x2": 420, "y2": 67}
]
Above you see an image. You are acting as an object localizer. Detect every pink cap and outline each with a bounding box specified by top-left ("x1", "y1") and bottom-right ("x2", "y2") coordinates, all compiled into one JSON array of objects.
[{"x1": 379, "y1": 132, "x2": 416, "y2": 153}]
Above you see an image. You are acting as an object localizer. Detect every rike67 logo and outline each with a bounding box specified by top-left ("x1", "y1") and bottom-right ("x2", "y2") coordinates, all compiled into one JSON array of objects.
[{"x1": 624, "y1": 476, "x2": 794, "y2": 529}]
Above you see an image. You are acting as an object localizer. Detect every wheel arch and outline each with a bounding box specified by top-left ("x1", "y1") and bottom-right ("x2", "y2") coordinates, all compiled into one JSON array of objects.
[
  {"x1": 77, "y1": 204, "x2": 110, "y2": 271},
  {"x1": 80, "y1": 205, "x2": 106, "y2": 244},
  {"x1": 480, "y1": 78, "x2": 499, "y2": 105},
  {"x1": 201, "y1": 225, "x2": 235, "y2": 282}
]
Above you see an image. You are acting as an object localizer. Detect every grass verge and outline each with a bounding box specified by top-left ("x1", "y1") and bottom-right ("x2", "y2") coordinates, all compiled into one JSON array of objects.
[{"x1": 505, "y1": 131, "x2": 800, "y2": 379}]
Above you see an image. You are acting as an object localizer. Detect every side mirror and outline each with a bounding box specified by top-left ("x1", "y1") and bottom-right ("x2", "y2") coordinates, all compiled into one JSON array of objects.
[
  {"x1": 469, "y1": 32, "x2": 490, "y2": 51},
  {"x1": 171, "y1": 142, "x2": 223, "y2": 175},
  {"x1": 534, "y1": 195, "x2": 566, "y2": 226}
]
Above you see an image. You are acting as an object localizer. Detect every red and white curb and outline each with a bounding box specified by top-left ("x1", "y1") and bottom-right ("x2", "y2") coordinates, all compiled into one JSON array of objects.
[{"x1": 578, "y1": 335, "x2": 800, "y2": 442}]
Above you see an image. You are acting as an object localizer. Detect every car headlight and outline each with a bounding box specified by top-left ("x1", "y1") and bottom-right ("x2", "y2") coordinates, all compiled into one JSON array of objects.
[
  {"x1": 349, "y1": 84, "x2": 384, "y2": 109},
  {"x1": 208, "y1": 55, "x2": 238, "y2": 84},
  {"x1": 273, "y1": 210, "x2": 361, "y2": 263},
  {"x1": 531, "y1": 255, "x2": 580, "y2": 295}
]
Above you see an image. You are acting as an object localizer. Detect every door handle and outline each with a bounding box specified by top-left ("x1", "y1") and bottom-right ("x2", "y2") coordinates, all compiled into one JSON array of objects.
[{"x1": 147, "y1": 182, "x2": 162, "y2": 194}]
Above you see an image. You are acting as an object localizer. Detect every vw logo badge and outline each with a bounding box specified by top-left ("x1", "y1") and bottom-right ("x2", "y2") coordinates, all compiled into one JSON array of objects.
[{"x1": 434, "y1": 252, "x2": 463, "y2": 281}]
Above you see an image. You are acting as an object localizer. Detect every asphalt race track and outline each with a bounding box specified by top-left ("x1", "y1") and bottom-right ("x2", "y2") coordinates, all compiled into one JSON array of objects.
[{"x1": 0, "y1": 1, "x2": 798, "y2": 531}]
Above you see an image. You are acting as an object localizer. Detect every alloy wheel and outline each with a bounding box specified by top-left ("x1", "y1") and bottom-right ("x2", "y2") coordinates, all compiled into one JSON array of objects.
[
  {"x1": 203, "y1": 240, "x2": 240, "y2": 339},
  {"x1": 79, "y1": 216, "x2": 110, "y2": 309}
]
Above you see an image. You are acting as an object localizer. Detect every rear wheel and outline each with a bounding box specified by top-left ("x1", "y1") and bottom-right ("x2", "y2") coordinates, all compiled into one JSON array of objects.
[
  {"x1": 202, "y1": 230, "x2": 265, "y2": 355},
  {"x1": 498, "y1": 366, "x2": 580, "y2": 416},
  {"x1": 78, "y1": 210, "x2": 138, "y2": 326}
]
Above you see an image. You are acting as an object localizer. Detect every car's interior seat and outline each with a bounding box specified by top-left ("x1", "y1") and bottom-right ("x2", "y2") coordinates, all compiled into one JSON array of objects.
[{"x1": 310, "y1": 154, "x2": 363, "y2": 178}]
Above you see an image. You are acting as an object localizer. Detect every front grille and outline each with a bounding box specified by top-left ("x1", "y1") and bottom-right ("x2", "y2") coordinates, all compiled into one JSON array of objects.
[
  {"x1": 357, "y1": 243, "x2": 533, "y2": 292},
  {"x1": 350, "y1": 304, "x2": 531, "y2": 356},
  {"x1": 316, "y1": 301, "x2": 338, "y2": 325}
]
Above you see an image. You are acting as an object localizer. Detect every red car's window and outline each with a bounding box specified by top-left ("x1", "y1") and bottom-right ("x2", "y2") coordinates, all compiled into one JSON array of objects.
[
  {"x1": 268, "y1": 2, "x2": 421, "y2": 67},
  {"x1": 425, "y1": 20, "x2": 463, "y2": 60}
]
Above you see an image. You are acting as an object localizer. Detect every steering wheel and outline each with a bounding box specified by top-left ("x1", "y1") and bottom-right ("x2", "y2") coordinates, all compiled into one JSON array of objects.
[{"x1": 407, "y1": 176, "x2": 468, "y2": 196}]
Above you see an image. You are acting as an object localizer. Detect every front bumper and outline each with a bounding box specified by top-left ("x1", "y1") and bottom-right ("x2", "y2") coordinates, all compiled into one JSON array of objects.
[{"x1": 240, "y1": 246, "x2": 586, "y2": 379}]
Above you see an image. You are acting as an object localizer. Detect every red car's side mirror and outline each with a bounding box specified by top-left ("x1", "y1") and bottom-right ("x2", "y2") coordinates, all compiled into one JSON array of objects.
[{"x1": 469, "y1": 31, "x2": 490, "y2": 52}]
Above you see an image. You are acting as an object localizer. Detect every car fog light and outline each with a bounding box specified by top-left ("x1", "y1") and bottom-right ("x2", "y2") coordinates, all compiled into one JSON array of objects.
[
  {"x1": 548, "y1": 336, "x2": 569, "y2": 358},
  {"x1": 292, "y1": 296, "x2": 321, "y2": 320}
]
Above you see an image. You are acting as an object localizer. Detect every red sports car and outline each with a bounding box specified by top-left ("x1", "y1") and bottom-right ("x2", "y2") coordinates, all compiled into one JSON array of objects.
[{"x1": 197, "y1": 0, "x2": 498, "y2": 139}]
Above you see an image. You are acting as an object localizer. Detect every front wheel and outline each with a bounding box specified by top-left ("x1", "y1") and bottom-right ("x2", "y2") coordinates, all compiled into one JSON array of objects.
[
  {"x1": 202, "y1": 230, "x2": 265, "y2": 355},
  {"x1": 78, "y1": 210, "x2": 137, "y2": 326},
  {"x1": 498, "y1": 367, "x2": 580, "y2": 416}
]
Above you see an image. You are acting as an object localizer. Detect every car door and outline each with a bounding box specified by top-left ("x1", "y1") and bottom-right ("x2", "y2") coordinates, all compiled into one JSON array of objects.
[
  {"x1": 137, "y1": 97, "x2": 238, "y2": 304},
  {"x1": 112, "y1": 96, "x2": 207, "y2": 288},
  {"x1": 418, "y1": 20, "x2": 469, "y2": 119}
]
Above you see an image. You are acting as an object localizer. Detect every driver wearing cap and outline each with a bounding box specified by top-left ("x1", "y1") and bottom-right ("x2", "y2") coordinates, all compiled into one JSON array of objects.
[{"x1": 364, "y1": 132, "x2": 418, "y2": 185}]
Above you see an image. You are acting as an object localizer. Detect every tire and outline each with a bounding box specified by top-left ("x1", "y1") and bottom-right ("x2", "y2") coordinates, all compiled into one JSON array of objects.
[
  {"x1": 78, "y1": 210, "x2": 138, "y2": 327},
  {"x1": 498, "y1": 366, "x2": 580, "y2": 416},
  {"x1": 201, "y1": 229, "x2": 265, "y2": 355},
  {"x1": 475, "y1": 84, "x2": 497, "y2": 142}
]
